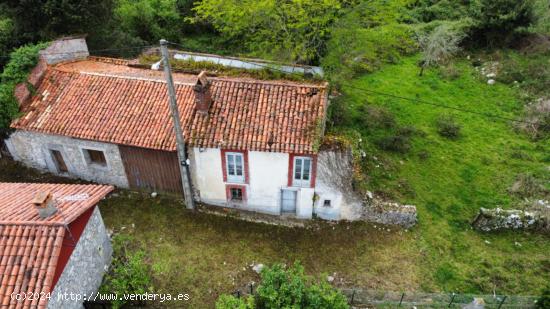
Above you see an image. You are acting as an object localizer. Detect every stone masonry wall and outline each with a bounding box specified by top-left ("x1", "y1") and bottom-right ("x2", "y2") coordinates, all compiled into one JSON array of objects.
[
  {"x1": 315, "y1": 150, "x2": 417, "y2": 227},
  {"x1": 48, "y1": 207, "x2": 112, "y2": 309},
  {"x1": 5, "y1": 130, "x2": 129, "y2": 188}
]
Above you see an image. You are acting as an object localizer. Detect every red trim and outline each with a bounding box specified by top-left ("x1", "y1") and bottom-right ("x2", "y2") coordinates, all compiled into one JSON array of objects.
[
  {"x1": 221, "y1": 149, "x2": 249, "y2": 184},
  {"x1": 52, "y1": 206, "x2": 95, "y2": 288},
  {"x1": 226, "y1": 185, "x2": 247, "y2": 202},
  {"x1": 288, "y1": 154, "x2": 317, "y2": 188}
]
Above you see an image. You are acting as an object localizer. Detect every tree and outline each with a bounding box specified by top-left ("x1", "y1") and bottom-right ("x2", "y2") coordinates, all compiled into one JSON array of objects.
[
  {"x1": 192, "y1": 0, "x2": 356, "y2": 64},
  {"x1": 418, "y1": 24, "x2": 464, "y2": 76},
  {"x1": 469, "y1": 0, "x2": 536, "y2": 46},
  {"x1": 321, "y1": 0, "x2": 416, "y2": 85}
]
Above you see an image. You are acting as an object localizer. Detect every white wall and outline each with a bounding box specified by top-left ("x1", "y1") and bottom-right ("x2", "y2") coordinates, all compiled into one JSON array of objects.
[
  {"x1": 189, "y1": 147, "x2": 227, "y2": 205},
  {"x1": 190, "y1": 148, "x2": 316, "y2": 217},
  {"x1": 5, "y1": 130, "x2": 129, "y2": 188}
]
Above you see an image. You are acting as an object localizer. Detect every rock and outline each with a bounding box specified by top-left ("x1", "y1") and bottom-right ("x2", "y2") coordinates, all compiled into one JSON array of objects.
[
  {"x1": 487, "y1": 79, "x2": 496, "y2": 85},
  {"x1": 252, "y1": 263, "x2": 264, "y2": 274},
  {"x1": 486, "y1": 73, "x2": 496, "y2": 78},
  {"x1": 366, "y1": 191, "x2": 374, "y2": 199},
  {"x1": 484, "y1": 240, "x2": 491, "y2": 245},
  {"x1": 515, "y1": 241, "x2": 522, "y2": 247},
  {"x1": 327, "y1": 275, "x2": 334, "y2": 282},
  {"x1": 151, "y1": 192, "x2": 158, "y2": 198},
  {"x1": 463, "y1": 298, "x2": 485, "y2": 309}
]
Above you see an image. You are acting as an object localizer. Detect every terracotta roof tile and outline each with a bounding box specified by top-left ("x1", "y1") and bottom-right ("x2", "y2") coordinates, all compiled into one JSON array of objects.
[
  {"x1": 12, "y1": 61, "x2": 328, "y2": 154},
  {"x1": 0, "y1": 183, "x2": 113, "y2": 308}
]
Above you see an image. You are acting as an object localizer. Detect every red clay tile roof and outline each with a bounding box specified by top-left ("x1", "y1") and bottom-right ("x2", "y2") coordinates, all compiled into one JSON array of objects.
[
  {"x1": 0, "y1": 183, "x2": 113, "y2": 308},
  {"x1": 12, "y1": 61, "x2": 328, "y2": 154}
]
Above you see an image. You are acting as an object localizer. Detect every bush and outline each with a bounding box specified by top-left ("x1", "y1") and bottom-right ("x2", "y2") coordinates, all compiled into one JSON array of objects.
[
  {"x1": 100, "y1": 234, "x2": 152, "y2": 309},
  {"x1": 376, "y1": 127, "x2": 417, "y2": 153},
  {"x1": 517, "y1": 98, "x2": 550, "y2": 139},
  {"x1": 0, "y1": 42, "x2": 48, "y2": 130},
  {"x1": 216, "y1": 295, "x2": 255, "y2": 309},
  {"x1": 535, "y1": 284, "x2": 550, "y2": 308},
  {"x1": 215, "y1": 263, "x2": 349, "y2": 309},
  {"x1": 358, "y1": 104, "x2": 396, "y2": 130},
  {"x1": 435, "y1": 115, "x2": 462, "y2": 139},
  {"x1": 509, "y1": 173, "x2": 548, "y2": 199}
]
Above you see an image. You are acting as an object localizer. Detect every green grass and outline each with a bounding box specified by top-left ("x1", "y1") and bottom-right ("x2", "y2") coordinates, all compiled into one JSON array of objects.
[
  {"x1": 98, "y1": 192, "x2": 423, "y2": 308},
  {"x1": 331, "y1": 55, "x2": 550, "y2": 294}
]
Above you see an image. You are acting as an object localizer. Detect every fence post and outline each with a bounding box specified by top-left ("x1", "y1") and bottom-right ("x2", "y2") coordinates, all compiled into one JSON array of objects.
[
  {"x1": 350, "y1": 289, "x2": 355, "y2": 306},
  {"x1": 448, "y1": 293, "x2": 456, "y2": 307},
  {"x1": 249, "y1": 283, "x2": 254, "y2": 295},
  {"x1": 497, "y1": 296, "x2": 507, "y2": 309},
  {"x1": 399, "y1": 293, "x2": 405, "y2": 306}
]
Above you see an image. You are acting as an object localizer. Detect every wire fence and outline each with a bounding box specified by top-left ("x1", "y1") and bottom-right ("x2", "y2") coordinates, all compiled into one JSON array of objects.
[{"x1": 233, "y1": 283, "x2": 539, "y2": 308}]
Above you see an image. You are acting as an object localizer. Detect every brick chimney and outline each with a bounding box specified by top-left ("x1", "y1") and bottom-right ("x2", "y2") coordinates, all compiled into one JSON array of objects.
[
  {"x1": 31, "y1": 191, "x2": 58, "y2": 219},
  {"x1": 194, "y1": 71, "x2": 212, "y2": 114}
]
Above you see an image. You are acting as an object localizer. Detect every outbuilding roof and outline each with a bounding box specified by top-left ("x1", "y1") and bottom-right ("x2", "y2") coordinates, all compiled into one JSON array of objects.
[
  {"x1": 12, "y1": 59, "x2": 328, "y2": 154},
  {"x1": 0, "y1": 183, "x2": 113, "y2": 308}
]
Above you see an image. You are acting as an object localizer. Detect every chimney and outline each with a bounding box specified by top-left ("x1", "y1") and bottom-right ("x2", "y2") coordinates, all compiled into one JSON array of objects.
[
  {"x1": 194, "y1": 71, "x2": 212, "y2": 114},
  {"x1": 31, "y1": 191, "x2": 58, "y2": 219}
]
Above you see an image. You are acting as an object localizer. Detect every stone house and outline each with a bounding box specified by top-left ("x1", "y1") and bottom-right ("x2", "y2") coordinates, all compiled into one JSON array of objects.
[
  {"x1": 4, "y1": 37, "x2": 387, "y2": 221},
  {"x1": 0, "y1": 182, "x2": 113, "y2": 309}
]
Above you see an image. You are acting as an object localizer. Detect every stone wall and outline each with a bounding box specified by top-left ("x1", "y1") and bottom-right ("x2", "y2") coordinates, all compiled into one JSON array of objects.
[
  {"x1": 472, "y1": 204, "x2": 550, "y2": 232},
  {"x1": 5, "y1": 130, "x2": 129, "y2": 188},
  {"x1": 315, "y1": 150, "x2": 417, "y2": 227},
  {"x1": 48, "y1": 207, "x2": 112, "y2": 309}
]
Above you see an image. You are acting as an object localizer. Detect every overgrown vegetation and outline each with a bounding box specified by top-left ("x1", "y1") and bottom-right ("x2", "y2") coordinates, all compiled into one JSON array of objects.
[
  {"x1": 99, "y1": 234, "x2": 152, "y2": 309},
  {"x1": 0, "y1": 42, "x2": 48, "y2": 132},
  {"x1": 216, "y1": 263, "x2": 349, "y2": 309},
  {"x1": 435, "y1": 115, "x2": 462, "y2": 139},
  {"x1": 139, "y1": 54, "x2": 322, "y2": 82}
]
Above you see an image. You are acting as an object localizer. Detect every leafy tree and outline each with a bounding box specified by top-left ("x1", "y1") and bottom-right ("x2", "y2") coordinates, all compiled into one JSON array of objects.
[
  {"x1": 115, "y1": 0, "x2": 192, "y2": 43},
  {"x1": 3, "y1": 0, "x2": 115, "y2": 45},
  {"x1": 0, "y1": 42, "x2": 48, "y2": 132},
  {"x1": 215, "y1": 263, "x2": 349, "y2": 309},
  {"x1": 192, "y1": 0, "x2": 357, "y2": 64},
  {"x1": 469, "y1": 0, "x2": 537, "y2": 46},
  {"x1": 322, "y1": 0, "x2": 416, "y2": 84},
  {"x1": 418, "y1": 24, "x2": 464, "y2": 75}
]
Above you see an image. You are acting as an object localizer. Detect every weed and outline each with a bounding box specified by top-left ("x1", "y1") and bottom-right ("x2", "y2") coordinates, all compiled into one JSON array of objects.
[{"x1": 435, "y1": 114, "x2": 462, "y2": 139}]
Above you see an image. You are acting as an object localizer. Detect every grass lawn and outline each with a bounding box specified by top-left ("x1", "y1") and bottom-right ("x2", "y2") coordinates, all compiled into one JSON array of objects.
[{"x1": 332, "y1": 55, "x2": 550, "y2": 294}]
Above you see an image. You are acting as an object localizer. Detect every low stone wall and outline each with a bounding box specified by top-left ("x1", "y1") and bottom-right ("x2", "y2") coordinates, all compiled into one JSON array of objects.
[
  {"x1": 472, "y1": 205, "x2": 549, "y2": 232},
  {"x1": 361, "y1": 200, "x2": 417, "y2": 229}
]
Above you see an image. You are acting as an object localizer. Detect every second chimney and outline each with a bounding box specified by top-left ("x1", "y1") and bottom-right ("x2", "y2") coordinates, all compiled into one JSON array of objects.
[
  {"x1": 31, "y1": 191, "x2": 58, "y2": 219},
  {"x1": 194, "y1": 71, "x2": 212, "y2": 114}
]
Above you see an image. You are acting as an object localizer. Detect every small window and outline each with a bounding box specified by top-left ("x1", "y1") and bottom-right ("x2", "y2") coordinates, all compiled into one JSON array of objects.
[
  {"x1": 230, "y1": 188, "x2": 243, "y2": 201},
  {"x1": 323, "y1": 200, "x2": 331, "y2": 207},
  {"x1": 84, "y1": 149, "x2": 107, "y2": 166},
  {"x1": 50, "y1": 150, "x2": 68, "y2": 173},
  {"x1": 225, "y1": 152, "x2": 245, "y2": 183}
]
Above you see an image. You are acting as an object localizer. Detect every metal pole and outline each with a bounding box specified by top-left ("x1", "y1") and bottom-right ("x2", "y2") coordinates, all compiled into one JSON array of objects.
[
  {"x1": 448, "y1": 293, "x2": 456, "y2": 307},
  {"x1": 497, "y1": 296, "x2": 507, "y2": 309},
  {"x1": 399, "y1": 292, "x2": 405, "y2": 306},
  {"x1": 160, "y1": 39, "x2": 195, "y2": 210}
]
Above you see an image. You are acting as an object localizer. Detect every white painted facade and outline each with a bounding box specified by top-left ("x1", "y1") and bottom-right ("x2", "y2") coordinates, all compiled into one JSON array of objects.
[
  {"x1": 5, "y1": 131, "x2": 129, "y2": 188},
  {"x1": 189, "y1": 147, "x2": 322, "y2": 219}
]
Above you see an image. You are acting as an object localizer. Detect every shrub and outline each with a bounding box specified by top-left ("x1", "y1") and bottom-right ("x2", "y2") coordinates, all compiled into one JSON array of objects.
[
  {"x1": 509, "y1": 173, "x2": 547, "y2": 199},
  {"x1": 517, "y1": 98, "x2": 550, "y2": 139},
  {"x1": 358, "y1": 104, "x2": 396, "y2": 130},
  {"x1": 215, "y1": 295, "x2": 255, "y2": 309},
  {"x1": 215, "y1": 263, "x2": 349, "y2": 309},
  {"x1": 418, "y1": 24, "x2": 464, "y2": 75},
  {"x1": 100, "y1": 234, "x2": 152, "y2": 309},
  {"x1": 435, "y1": 115, "x2": 462, "y2": 139},
  {"x1": 0, "y1": 42, "x2": 48, "y2": 130},
  {"x1": 377, "y1": 133, "x2": 411, "y2": 153},
  {"x1": 535, "y1": 284, "x2": 550, "y2": 308}
]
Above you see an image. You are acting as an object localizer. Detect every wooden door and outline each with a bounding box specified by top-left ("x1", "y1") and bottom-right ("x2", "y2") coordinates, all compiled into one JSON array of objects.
[
  {"x1": 50, "y1": 150, "x2": 68, "y2": 173},
  {"x1": 119, "y1": 145, "x2": 183, "y2": 196}
]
